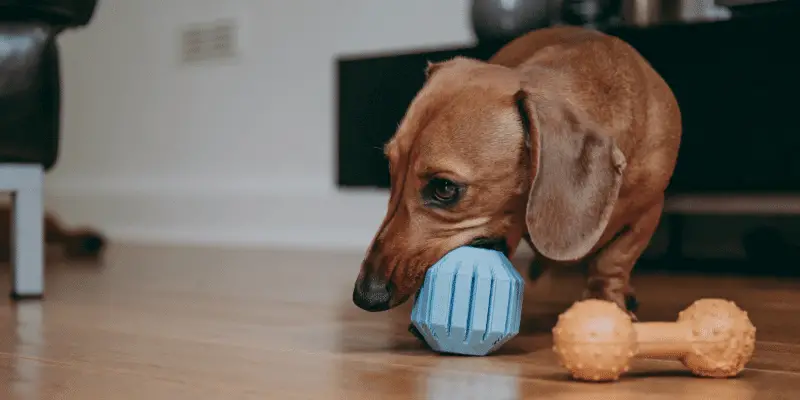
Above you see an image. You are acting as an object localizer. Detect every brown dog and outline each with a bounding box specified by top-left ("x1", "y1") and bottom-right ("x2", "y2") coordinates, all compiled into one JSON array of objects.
[
  {"x1": 352, "y1": 26, "x2": 681, "y2": 321},
  {"x1": 0, "y1": 206, "x2": 106, "y2": 262}
]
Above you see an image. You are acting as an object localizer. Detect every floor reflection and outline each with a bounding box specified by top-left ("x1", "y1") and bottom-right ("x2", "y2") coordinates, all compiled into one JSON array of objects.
[
  {"x1": 528, "y1": 375, "x2": 757, "y2": 400},
  {"x1": 10, "y1": 301, "x2": 43, "y2": 400},
  {"x1": 422, "y1": 359, "x2": 522, "y2": 400}
]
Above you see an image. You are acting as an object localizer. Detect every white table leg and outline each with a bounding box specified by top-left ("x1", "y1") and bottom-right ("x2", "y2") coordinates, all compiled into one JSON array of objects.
[{"x1": 0, "y1": 164, "x2": 44, "y2": 299}]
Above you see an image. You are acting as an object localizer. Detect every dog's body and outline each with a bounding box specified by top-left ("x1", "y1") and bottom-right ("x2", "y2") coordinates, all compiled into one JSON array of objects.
[
  {"x1": 489, "y1": 27, "x2": 682, "y2": 312},
  {"x1": 352, "y1": 26, "x2": 681, "y2": 320},
  {"x1": 0, "y1": 206, "x2": 106, "y2": 262}
]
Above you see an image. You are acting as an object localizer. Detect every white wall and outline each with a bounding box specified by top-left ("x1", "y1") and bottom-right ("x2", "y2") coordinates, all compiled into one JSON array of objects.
[{"x1": 46, "y1": 0, "x2": 476, "y2": 249}]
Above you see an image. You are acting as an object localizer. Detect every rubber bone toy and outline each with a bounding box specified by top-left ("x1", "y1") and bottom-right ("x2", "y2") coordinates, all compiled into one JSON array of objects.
[{"x1": 552, "y1": 298, "x2": 756, "y2": 382}]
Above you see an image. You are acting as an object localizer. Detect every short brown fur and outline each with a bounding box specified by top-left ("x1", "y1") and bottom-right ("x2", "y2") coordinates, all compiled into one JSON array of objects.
[{"x1": 352, "y1": 26, "x2": 681, "y2": 318}]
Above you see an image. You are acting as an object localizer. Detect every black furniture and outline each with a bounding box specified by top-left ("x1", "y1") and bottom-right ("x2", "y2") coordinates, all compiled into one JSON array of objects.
[
  {"x1": 336, "y1": 3, "x2": 800, "y2": 275},
  {"x1": 0, "y1": 0, "x2": 98, "y2": 298},
  {"x1": 0, "y1": 0, "x2": 98, "y2": 169}
]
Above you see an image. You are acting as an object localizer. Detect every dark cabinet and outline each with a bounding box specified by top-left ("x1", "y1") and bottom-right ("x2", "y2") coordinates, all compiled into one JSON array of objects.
[{"x1": 337, "y1": 13, "x2": 800, "y2": 194}]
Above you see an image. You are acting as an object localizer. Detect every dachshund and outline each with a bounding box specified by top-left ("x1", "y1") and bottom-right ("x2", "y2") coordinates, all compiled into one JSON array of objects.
[{"x1": 351, "y1": 26, "x2": 681, "y2": 323}]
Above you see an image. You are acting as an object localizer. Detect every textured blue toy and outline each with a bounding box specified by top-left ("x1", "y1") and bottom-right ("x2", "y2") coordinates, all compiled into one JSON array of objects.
[{"x1": 410, "y1": 246, "x2": 524, "y2": 356}]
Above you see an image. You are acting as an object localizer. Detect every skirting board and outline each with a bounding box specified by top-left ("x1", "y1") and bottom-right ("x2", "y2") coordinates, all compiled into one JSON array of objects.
[
  {"x1": 42, "y1": 185, "x2": 800, "y2": 258},
  {"x1": 45, "y1": 188, "x2": 390, "y2": 251}
]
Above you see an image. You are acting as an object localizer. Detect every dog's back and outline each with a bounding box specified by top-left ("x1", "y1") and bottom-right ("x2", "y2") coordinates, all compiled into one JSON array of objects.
[
  {"x1": 489, "y1": 26, "x2": 606, "y2": 68},
  {"x1": 491, "y1": 26, "x2": 681, "y2": 245}
]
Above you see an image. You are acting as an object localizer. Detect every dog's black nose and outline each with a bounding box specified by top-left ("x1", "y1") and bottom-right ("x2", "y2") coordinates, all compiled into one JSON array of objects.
[{"x1": 352, "y1": 276, "x2": 392, "y2": 312}]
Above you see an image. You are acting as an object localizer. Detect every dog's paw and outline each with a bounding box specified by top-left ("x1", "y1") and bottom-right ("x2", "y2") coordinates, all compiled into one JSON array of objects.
[
  {"x1": 63, "y1": 230, "x2": 106, "y2": 258},
  {"x1": 624, "y1": 291, "x2": 639, "y2": 314},
  {"x1": 581, "y1": 288, "x2": 638, "y2": 321},
  {"x1": 628, "y1": 312, "x2": 639, "y2": 322}
]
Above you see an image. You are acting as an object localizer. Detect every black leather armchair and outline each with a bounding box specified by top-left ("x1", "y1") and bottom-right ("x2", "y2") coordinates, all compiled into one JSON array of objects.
[
  {"x1": 0, "y1": 0, "x2": 98, "y2": 169},
  {"x1": 0, "y1": 0, "x2": 98, "y2": 298}
]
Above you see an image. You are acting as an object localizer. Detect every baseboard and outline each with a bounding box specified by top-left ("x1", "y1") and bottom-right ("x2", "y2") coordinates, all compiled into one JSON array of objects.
[{"x1": 44, "y1": 186, "x2": 392, "y2": 250}]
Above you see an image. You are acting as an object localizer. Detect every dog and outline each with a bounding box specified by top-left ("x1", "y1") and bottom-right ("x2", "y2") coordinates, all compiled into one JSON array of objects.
[
  {"x1": 351, "y1": 26, "x2": 681, "y2": 324},
  {"x1": 0, "y1": 206, "x2": 106, "y2": 262}
]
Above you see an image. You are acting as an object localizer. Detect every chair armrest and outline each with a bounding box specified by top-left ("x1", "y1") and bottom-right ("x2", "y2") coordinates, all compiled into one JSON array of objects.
[
  {"x1": 0, "y1": 0, "x2": 98, "y2": 28},
  {"x1": 0, "y1": 23, "x2": 60, "y2": 170}
]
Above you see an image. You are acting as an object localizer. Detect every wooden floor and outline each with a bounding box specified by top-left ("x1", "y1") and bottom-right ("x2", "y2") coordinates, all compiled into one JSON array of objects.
[{"x1": 1, "y1": 244, "x2": 800, "y2": 399}]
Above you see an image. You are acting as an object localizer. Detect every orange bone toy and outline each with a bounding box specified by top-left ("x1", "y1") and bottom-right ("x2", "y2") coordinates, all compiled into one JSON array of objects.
[{"x1": 552, "y1": 298, "x2": 756, "y2": 382}]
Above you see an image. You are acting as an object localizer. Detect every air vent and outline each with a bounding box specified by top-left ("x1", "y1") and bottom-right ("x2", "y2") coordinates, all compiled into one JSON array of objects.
[{"x1": 180, "y1": 19, "x2": 237, "y2": 64}]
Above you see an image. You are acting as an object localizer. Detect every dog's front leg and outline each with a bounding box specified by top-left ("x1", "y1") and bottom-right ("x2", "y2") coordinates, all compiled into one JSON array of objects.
[
  {"x1": 523, "y1": 234, "x2": 551, "y2": 282},
  {"x1": 582, "y1": 197, "x2": 665, "y2": 321}
]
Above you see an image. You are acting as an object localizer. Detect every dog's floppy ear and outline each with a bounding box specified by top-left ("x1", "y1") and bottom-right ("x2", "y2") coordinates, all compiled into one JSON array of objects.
[
  {"x1": 425, "y1": 60, "x2": 443, "y2": 79},
  {"x1": 514, "y1": 89, "x2": 626, "y2": 262}
]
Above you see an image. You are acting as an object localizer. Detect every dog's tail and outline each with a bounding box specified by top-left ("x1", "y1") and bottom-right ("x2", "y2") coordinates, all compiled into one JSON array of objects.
[
  {"x1": 62, "y1": 229, "x2": 106, "y2": 258},
  {"x1": 45, "y1": 214, "x2": 106, "y2": 258}
]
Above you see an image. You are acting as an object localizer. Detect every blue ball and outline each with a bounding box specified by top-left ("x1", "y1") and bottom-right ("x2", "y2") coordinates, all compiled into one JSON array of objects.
[{"x1": 410, "y1": 246, "x2": 524, "y2": 356}]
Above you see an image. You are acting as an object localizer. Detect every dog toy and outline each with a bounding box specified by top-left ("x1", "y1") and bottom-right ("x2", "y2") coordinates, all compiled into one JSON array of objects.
[
  {"x1": 410, "y1": 246, "x2": 524, "y2": 356},
  {"x1": 552, "y1": 298, "x2": 756, "y2": 382}
]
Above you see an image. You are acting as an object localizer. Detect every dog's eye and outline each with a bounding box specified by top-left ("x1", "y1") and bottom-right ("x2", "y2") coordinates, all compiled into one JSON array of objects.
[
  {"x1": 423, "y1": 178, "x2": 463, "y2": 207},
  {"x1": 434, "y1": 180, "x2": 458, "y2": 200}
]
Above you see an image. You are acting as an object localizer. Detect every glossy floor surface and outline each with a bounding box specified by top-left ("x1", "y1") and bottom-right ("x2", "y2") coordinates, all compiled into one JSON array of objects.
[{"x1": 1, "y1": 244, "x2": 800, "y2": 399}]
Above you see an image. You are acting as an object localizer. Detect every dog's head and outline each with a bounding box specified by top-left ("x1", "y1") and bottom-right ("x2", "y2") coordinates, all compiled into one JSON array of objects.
[{"x1": 352, "y1": 57, "x2": 625, "y2": 312}]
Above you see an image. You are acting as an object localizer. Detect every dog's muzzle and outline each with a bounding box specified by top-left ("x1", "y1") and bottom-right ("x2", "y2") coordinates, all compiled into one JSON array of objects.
[
  {"x1": 352, "y1": 237, "x2": 507, "y2": 312},
  {"x1": 468, "y1": 237, "x2": 509, "y2": 255},
  {"x1": 352, "y1": 274, "x2": 393, "y2": 312}
]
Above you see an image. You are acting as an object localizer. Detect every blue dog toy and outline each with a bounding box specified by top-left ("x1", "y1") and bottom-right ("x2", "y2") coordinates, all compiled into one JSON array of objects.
[{"x1": 410, "y1": 246, "x2": 524, "y2": 356}]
